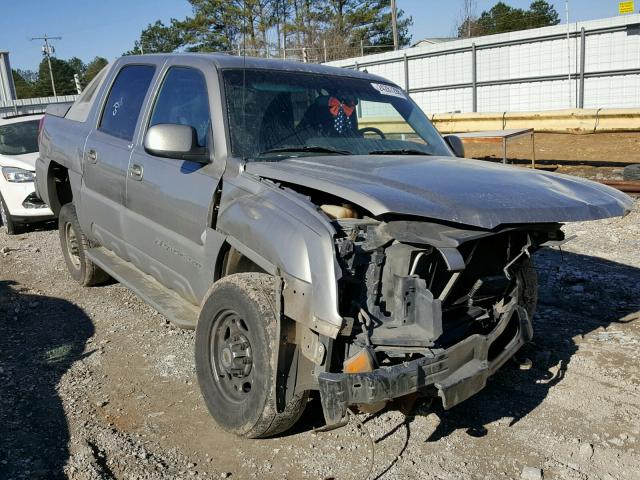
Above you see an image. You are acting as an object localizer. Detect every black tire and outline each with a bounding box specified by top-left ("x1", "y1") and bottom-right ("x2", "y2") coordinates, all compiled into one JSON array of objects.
[
  {"x1": 196, "y1": 273, "x2": 308, "y2": 438},
  {"x1": 58, "y1": 203, "x2": 109, "y2": 286},
  {"x1": 0, "y1": 192, "x2": 20, "y2": 235},
  {"x1": 518, "y1": 257, "x2": 538, "y2": 320},
  {"x1": 623, "y1": 164, "x2": 640, "y2": 181}
]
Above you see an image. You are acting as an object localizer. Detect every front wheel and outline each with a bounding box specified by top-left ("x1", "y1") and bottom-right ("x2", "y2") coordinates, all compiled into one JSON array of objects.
[
  {"x1": 58, "y1": 203, "x2": 109, "y2": 286},
  {"x1": 0, "y1": 192, "x2": 20, "y2": 235},
  {"x1": 195, "y1": 273, "x2": 308, "y2": 438}
]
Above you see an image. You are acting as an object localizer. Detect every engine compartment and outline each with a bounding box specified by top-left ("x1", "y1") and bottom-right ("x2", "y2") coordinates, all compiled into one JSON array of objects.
[
  {"x1": 330, "y1": 213, "x2": 560, "y2": 367},
  {"x1": 275, "y1": 181, "x2": 562, "y2": 374}
]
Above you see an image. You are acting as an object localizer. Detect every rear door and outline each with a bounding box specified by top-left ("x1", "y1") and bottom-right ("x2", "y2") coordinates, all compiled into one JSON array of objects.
[
  {"x1": 123, "y1": 59, "x2": 225, "y2": 304},
  {"x1": 82, "y1": 63, "x2": 158, "y2": 258}
]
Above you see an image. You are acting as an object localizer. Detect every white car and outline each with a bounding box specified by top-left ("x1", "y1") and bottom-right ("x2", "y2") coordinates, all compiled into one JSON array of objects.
[{"x1": 0, "y1": 114, "x2": 55, "y2": 234}]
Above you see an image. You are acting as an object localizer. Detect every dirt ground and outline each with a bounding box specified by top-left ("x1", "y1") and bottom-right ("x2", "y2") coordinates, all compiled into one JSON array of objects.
[
  {"x1": 1, "y1": 199, "x2": 639, "y2": 480},
  {"x1": 463, "y1": 132, "x2": 640, "y2": 165}
]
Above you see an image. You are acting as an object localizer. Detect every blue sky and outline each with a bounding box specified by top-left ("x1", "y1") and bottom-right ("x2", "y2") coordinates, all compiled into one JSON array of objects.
[{"x1": 0, "y1": 0, "x2": 628, "y2": 71}]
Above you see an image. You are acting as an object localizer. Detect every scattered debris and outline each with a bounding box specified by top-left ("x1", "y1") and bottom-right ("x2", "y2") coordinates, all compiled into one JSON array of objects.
[
  {"x1": 0, "y1": 200, "x2": 638, "y2": 479},
  {"x1": 579, "y1": 442, "x2": 594, "y2": 460},
  {"x1": 521, "y1": 466, "x2": 543, "y2": 480}
]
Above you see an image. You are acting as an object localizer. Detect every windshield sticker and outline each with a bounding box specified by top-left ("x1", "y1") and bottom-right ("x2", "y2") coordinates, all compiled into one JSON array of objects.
[{"x1": 371, "y1": 83, "x2": 406, "y2": 98}]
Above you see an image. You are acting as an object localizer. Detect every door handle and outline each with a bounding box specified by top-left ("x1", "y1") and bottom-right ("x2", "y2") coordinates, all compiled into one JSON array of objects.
[
  {"x1": 87, "y1": 149, "x2": 97, "y2": 163},
  {"x1": 129, "y1": 163, "x2": 143, "y2": 180}
]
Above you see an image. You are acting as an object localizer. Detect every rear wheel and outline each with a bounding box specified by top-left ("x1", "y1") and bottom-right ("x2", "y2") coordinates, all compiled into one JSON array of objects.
[
  {"x1": 196, "y1": 273, "x2": 308, "y2": 438},
  {"x1": 0, "y1": 192, "x2": 20, "y2": 235},
  {"x1": 58, "y1": 203, "x2": 109, "y2": 286}
]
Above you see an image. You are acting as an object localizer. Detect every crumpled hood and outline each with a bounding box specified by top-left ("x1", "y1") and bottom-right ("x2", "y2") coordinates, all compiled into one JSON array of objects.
[
  {"x1": 245, "y1": 155, "x2": 633, "y2": 229},
  {"x1": 0, "y1": 152, "x2": 39, "y2": 171}
]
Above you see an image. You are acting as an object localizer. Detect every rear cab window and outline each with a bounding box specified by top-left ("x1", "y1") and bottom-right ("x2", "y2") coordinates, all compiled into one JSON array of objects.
[{"x1": 99, "y1": 65, "x2": 156, "y2": 141}]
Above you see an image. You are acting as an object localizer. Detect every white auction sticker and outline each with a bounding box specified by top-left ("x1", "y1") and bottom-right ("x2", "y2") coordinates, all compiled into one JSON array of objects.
[{"x1": 371, "y1": 82, "x2": 406, "y2": 98}]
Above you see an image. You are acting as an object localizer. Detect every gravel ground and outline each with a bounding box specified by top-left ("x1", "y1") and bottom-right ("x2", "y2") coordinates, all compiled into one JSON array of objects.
[{"x1": 1, "y1": 199, "x2": 639, "y2": 480}]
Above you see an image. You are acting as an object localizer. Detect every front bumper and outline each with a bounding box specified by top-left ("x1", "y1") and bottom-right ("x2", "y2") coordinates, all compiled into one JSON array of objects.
[
  {"x1": 318, "y1": 302, "x2": 532, "y2": 425},
  {"x1": 1, "y1": 179, "x2": 55, "y2": 221}
]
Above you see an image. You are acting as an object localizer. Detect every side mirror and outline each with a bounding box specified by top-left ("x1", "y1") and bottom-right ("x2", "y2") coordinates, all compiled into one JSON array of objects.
[
  {"x1": 444, "y1": 135, "x2": 465, "y2": 158},
  {"x1": 144, "y1": 124, "x2": 209, "y2": 163}
]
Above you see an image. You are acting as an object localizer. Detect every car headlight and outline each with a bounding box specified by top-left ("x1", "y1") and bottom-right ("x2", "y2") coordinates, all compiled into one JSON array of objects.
[{"x1": 1, "y1": 167, "x2": 36, "y2": 183}]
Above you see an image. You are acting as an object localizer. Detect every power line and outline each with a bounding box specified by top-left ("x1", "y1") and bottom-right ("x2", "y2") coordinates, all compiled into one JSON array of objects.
[{"x1": 30, "y1": 34, "x2": 62, "y2": 96}]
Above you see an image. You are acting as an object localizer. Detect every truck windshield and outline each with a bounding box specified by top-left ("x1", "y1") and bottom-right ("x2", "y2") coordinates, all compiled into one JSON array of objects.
[
  {"x1": 222, "y1": 69, "x2": 452, "y2": 161},
  {"x1": 0, "y1": 120, "x2": 39, "y2": 156}
]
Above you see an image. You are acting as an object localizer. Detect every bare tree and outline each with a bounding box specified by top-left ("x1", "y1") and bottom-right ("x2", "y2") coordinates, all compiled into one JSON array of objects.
[{"x1": 454, "y1": 0, "x2": 479, "y2": 38}]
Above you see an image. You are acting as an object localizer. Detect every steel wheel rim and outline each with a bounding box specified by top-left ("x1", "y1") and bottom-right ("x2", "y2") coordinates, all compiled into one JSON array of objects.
[
  {"x1": 210, "y1": 309, "x2": 255, "y2": 404},
  {"x1": 65, "y1": 222, "x2": 81, "y2": 269}
]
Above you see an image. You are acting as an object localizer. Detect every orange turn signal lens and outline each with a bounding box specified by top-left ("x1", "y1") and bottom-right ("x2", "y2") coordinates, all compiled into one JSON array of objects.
[{"x1": 343, "y1": 349, "x2": 375, "y2": 374}]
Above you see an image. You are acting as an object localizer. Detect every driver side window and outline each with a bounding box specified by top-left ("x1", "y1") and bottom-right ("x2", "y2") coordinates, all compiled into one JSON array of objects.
[{"x1": 149, "y1": 67, "x2": 211, "y2": 148}]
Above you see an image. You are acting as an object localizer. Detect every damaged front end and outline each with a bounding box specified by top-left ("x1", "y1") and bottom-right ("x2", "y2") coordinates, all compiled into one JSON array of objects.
[
  {"x1": 244, "y1": 156, "x2": 631, "y2": 428},
  {"x1": 318, "y1": 214, "x2": 558, "y2": 425}
]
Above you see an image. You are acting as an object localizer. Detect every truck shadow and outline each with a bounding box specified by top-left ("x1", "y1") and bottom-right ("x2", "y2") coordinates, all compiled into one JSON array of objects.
[
  {"x1": 294, "y1": 249, "x2": 639, "y2": 479},
  {"x1": 421, "y1": 248, "x2": 639, "y2": 442},
  {"x1": 0, "y1": 280, "x2": 94, "y2": 480},
  {"x1": 0, "y1": 219, "x2": 58, "y2": 237}
]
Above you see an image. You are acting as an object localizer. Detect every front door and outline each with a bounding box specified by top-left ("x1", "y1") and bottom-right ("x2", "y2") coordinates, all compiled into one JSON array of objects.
[
  {"x1": 82, "y1": 64, "x2": 157, "y2": 258},
  {"x1": 124, "y1": 63, "x2": 224, "y2": 304}
]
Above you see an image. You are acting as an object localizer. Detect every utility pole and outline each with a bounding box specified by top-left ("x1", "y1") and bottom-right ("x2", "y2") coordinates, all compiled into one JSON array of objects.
[
  {"x1": 31, "y1": 34, "x2": 61, "y2": 97},
  {"x1": 391, "y1": 0, "x2": 399, "y2": 50},
  {"x1": 463, "y1": 0, "x2": 477, "y2": 38},
  {"x1": 281, "y1": 0, "x2": 287, "y2": 59},
  {"x1": 565, "y1": 0, "x2": 572, "y2": 107}
]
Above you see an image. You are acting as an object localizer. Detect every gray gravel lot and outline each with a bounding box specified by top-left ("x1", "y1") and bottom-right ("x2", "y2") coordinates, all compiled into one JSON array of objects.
[{"x1": 1, "y1": 199, "x2": 639, "y2": 480}]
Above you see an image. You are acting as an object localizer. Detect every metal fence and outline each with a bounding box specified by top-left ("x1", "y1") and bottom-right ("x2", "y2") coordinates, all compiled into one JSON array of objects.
[
  {"x1": 0, "y1": 94, "x2": 77, "y2": 118},
  {"x1": 326, "y1": 14, "x2": 640, "y2": 114}
]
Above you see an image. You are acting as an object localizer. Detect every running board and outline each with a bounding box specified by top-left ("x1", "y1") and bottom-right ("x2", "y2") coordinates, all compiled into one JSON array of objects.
[{"x1": 86, "y1": 247, "x2": 199, "y2": 329}]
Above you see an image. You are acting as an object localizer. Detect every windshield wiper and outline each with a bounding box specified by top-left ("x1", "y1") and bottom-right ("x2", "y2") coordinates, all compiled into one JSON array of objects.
[
  {"x1": 368, "y1": 148, "x2": 432, "y2": 156},
  {"x1": 258, "y1": 145, "x2": 351, "y2": 156}
]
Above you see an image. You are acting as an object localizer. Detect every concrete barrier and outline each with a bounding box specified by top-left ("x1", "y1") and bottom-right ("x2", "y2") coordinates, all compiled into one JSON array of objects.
[{"x1": 360, "y1": 109, "x2": 640, "y2": 134}]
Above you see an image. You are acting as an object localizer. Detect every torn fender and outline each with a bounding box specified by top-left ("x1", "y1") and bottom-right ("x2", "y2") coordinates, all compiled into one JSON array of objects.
[{"x1": 217, "y1": 174, "x2": 343, "y2": 338}]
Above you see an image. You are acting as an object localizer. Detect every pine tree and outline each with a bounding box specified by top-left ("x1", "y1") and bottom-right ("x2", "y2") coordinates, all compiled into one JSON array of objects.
[
  {"x1": 34, "y1": 58, "x2": 77, "y2": 97},
  {"x1": 11, "y1": 70, "x2": 36, "y2": 99},
  {"x1": 126, "y1": 0, "x2": 413, "y2": 61},
  {"x1": 460, "y1": 0, "x2": 560, "y2": 38},
  {"x1": 84, "y1": 57, "x2": 109, "y2": 85}
]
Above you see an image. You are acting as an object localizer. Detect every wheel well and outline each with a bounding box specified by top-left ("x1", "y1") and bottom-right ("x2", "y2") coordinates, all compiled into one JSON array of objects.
[
  {"x1": 47, "y1": 162, "x2": 72, "y2": 215},
  {"x1": 216, "y1": 245, "x2": 266, "y2": 280}
]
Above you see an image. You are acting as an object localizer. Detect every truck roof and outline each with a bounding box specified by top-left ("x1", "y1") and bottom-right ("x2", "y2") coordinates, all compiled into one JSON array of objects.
[{"x1": 121, "y1": 53, "x2": 392, "y2": 84}]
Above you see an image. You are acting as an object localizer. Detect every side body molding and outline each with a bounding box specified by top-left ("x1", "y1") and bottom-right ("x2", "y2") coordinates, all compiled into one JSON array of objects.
[{"x1": 217, "y1": 173, "x2": 344, "y2": 338}]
